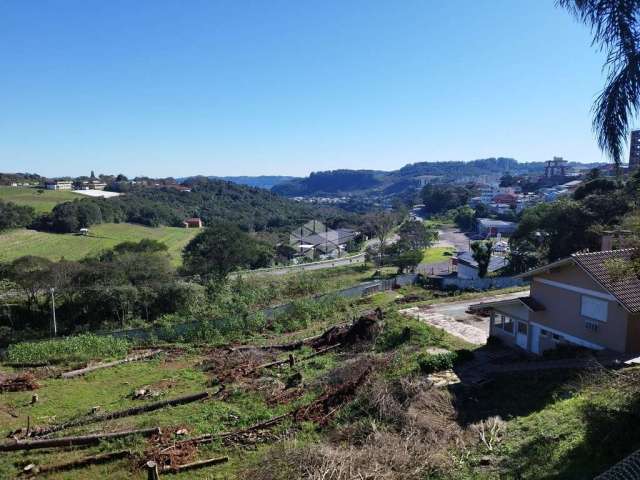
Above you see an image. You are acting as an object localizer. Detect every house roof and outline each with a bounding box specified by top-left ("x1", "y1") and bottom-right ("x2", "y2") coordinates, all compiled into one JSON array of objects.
[
  {"x1": 469, "y1": 296, "x2": 545, "y2": 313},
  {"x1": 518, "y1": 249, "x2": 640, "y2": 313},
  {"x1": 573, "y1": 249, "x2": 640, "y2": 313},
  {"x1": 457, "y1": 252, "x2": 508, "y2": 273},
  {"x1": 477, "y1": 218, "x2": 517, "y2": 228}
]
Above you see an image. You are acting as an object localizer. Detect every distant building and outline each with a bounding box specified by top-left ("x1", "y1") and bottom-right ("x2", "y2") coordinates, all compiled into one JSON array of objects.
[
  {"x1": 183, "y1": 218, "x2": 203, "y2": 228},
  {"x1": 477, "y1": 218, "x2": 517, "y2": 237},
  {"x1": 45, "y1": 180, "x2": 73, "y2": 190},
  {"x1": 289, "y1": 220, "x2": 357, "y2": 258},
  {"x1": 630, "y1": 130, "x2": 640, "y2": 170},
  {"x1": 455, "y1": 251, "x2": 508, "y2": 280},
  {"x1": 544, "y1": 157, "x2": 568, "y2": 179}
]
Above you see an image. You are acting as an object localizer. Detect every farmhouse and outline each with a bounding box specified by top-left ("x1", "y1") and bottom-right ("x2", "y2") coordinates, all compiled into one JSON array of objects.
[
  {"x1": 471, "y1": 249, "x2": 640, "y2": 354},
  {"x1": 183, "y1": 218, "x2": 203, "y2": 229}
]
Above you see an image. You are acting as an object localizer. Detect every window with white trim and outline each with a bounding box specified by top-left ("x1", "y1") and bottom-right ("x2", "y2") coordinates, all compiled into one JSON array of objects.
[{"x1": 580, "y1": 295, "x2": 608, "y2": 322}]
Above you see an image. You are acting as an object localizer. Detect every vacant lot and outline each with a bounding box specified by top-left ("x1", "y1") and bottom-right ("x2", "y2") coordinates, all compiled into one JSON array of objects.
[
  {"x1": 421, "y1": 246, "x2": 455, "y2": 264},
  {"x1": 0, "y1": 186, "x2": 79, "y2": 213},
  {"x1": 0, "y1": 223, "x2": 198, "y2": 265}
]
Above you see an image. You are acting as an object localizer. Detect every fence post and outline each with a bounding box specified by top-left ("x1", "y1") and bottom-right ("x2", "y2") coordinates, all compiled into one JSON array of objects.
[{"x1": 146, "y1": 461, "x2": 159, "y2": 480}]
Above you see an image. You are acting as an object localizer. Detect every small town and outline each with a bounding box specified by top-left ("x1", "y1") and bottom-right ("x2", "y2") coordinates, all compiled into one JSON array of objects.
[{"x1": 1, "y1": 2, "x2": 640, "y2": 479}]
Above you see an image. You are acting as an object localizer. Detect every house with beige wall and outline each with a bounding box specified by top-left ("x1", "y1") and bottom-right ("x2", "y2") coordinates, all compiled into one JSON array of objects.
[{"x1": 471, "y1": 249, "x2": 640, "y2": 354}]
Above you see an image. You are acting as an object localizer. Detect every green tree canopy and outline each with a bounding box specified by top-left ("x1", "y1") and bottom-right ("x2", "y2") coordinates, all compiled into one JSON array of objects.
[{"x1": 182, "y1": 222, "x2": 274, "y2": 280}]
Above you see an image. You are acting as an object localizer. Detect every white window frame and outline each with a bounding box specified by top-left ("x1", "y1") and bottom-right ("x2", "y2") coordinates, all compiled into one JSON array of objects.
[{"x1": 580, "y1": 295, "x2": 608, "y2": 322}]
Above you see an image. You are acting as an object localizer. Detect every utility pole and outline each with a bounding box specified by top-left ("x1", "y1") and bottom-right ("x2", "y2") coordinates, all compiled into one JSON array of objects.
[{"x1": 50, "y1": 287, "x2": 57, "y2": 337}]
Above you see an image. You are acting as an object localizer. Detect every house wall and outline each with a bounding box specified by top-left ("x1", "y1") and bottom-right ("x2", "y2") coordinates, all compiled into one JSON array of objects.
[
  {"x1": 457, "y1": 263, "x2": 479, "y2": 279},
  {"x1": 625, "y1": 313, "x2": 640, "y2": 353},
  {"x1": 529, "y1": 264, "x2": 630, "y2": 353},
  {"x1": 490, "y1": 306, "x2": 528, "y2": 348}
]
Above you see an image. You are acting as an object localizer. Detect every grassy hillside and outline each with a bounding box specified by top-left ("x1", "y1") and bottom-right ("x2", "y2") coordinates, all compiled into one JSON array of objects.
[
  {"x1": 0, "y1": 186, "x2": 79, "y2": 213},
  {"x1": 0, "y1": 223, "x2": 198, "y2": 265}
]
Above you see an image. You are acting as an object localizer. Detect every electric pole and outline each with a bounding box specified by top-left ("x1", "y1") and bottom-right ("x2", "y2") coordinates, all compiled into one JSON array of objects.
[{"x1": 50, "y1": 287, "x2": 57, "y2": 337}]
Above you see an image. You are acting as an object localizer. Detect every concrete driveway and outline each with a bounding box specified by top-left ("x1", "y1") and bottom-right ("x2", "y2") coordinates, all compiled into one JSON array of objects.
[{"x1": 400, "y1": 290, "x2": 528, "y2": 345}]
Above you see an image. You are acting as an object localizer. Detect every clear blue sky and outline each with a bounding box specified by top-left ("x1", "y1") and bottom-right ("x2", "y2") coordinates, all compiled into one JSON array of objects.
[{"x1": 0, "y1": 0, "x2": 616, "y2": 178}]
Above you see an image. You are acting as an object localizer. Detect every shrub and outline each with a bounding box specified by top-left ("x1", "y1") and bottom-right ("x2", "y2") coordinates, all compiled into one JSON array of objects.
[
  {"x1": 417, "y1": 352, "x2": 456, "y2": 374},
  {"x1": 376, "y1": 313, "x2": 440, "y2": 352},
  {"x1": 417, "y1": 349, "x2": 474, "y2": 374},
  {"x1": 7, "y1": 334, "x2": 130, "y2": 364}
]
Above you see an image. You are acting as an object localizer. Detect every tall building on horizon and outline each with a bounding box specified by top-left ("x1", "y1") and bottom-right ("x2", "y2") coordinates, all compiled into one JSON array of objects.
[{"x1": 629, "y1": 129, "x2": 640, "y2": 170}]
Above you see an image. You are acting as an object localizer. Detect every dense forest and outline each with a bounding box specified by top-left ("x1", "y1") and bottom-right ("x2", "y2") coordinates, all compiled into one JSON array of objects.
[{"x1": 24, "y1": 178, "x2": 358, "y2": 234}]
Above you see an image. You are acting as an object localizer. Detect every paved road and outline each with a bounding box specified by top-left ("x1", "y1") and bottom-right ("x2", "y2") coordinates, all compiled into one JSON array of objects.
[{"x1": 400, "y1": 290, "x2": 529, "y2": 345}]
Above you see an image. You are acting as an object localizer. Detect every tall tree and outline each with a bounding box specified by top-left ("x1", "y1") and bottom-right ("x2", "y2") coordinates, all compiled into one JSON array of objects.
[
  {"x1": 559, "y1": 0, "x2": 640, "y2": 165},
  {"x1": 364, "y1": 212, "x2": 398, "y2": 265},
  {"x1": 471, "y1": 240, "x2": 493, "y2": 278},
  {"x1": 397, "y1": 220, "x2": 438, "y2": 251},
  {"x1": 182, "y1": 222, "x2": 273, "y2": 280}
]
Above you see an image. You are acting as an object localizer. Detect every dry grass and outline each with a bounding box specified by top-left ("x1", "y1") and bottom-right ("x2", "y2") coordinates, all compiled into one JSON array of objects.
[{"x1": 248, "y1": 376, "x2": 476, "y2": 480}]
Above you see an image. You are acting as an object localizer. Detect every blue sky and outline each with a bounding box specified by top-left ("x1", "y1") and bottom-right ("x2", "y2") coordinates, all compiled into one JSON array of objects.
[{"x1": 0, "y1": 0, "x2": 615, "y2": 178}]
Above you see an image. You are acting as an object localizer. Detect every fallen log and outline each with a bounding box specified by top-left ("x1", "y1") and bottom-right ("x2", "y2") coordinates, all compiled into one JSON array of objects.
[
  {"x1": 252, "y1": 353, "x2": 295, "y2": 371},
  {"x1": 300, "y1": 344, "x2": 341, "y2": 361},
  {"x1": 166, "y1": 411, "x2": 294, "y2": 449},
  {"x1": 61, "y1": 350, "x2": 162, "y2": 379},
  {"x1": 0, "y1": 427, "x2": 160, "y2": 452},
  {"x1": 36, "y1": 391, "x2": 210, "y2": 436},
  {"x1": 162, "y1": 456, "x2": 229, "y2": 474},
  {"x1": 27, "y1": 449, "x2": 131, "y2": 474}
]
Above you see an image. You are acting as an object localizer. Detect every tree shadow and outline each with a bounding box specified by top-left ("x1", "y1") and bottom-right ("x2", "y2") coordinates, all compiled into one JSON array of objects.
[{"x1": 449, "y1": 346, "x2": 585, "y2": 427}]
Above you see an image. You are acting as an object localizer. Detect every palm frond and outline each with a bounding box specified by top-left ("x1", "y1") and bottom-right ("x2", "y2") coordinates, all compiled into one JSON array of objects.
[{"x1": 557, "y1": 0, "x2": 640, "y2": 165}]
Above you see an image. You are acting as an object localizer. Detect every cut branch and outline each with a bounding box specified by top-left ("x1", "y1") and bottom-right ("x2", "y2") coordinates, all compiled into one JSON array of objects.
[
  {"x1": 36, "y1": 391, "x2": 210, "y2": 436},
  {"x1": 161, "y1": 457, "x2": 229, "y2": 474},
  {"x1": 0, "y1": 427, "x2": 160, "y2": 452},
  {"x1": 61, "y1": 350, "x2": 162, "y2": 379},
  {"x1": 29, "y1": 449, "x2": 131, "y2": 474}
]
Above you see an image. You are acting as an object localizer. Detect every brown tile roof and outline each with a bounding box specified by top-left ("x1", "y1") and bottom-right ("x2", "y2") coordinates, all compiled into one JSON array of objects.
[{"x1": 572, "y1": 249, "x2": 640, "y2": 313}]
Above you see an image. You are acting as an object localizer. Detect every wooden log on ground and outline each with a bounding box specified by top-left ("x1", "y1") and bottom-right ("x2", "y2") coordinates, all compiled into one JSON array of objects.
[
  {"x1": 61, "y1": 350, "x2": 162, "y2": 379},
  {"x1": 300, "y1": 344, "x2": 341, "y2": 361},
  {"x1": 162, "y1": 456, "x2": 229, "y2": 474},
  {"x1": 30, "y1": 449, "x2": 131, "y2": 474},
  {"x1": 167, "y1": 411, "x2": 294, "y2": 448},
  {"x1": 232, "y1": 323, "x2": 350, "y2": 352},
  {"x1": 37, "y1": 391, "x2": 210, "y2": 436},
  {"x1": 0, "y1": 427, "x2": 160, "y2": 452}
]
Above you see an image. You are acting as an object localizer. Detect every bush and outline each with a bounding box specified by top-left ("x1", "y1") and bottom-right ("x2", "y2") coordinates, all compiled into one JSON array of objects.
[
  {"x1": 376, "y1": 314, "x2": 441, "y2": 352},
  {"x1": 417, "y1": 349, "x2": 474, "y2": 374},
  {"x1": 417, "y1": 352, "x2": 455, "y2": 374},
  {"x1": 6, "y1": 334, "x2": 130, "y2": 364}
]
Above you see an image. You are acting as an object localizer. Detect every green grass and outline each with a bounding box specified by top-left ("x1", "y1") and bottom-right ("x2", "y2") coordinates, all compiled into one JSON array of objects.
[
  {"x1": 421, "y1": 246, "x2": 455, "y2": 264},
  {"x1": 6, "y1": 334, "x2": 130, "y2": 364},
  {"x1": 0, "y1": 223, "x2": 199, "y2": 265},
  {"x1": 450, "y1": 368, "x2": 640, "y2": 480},
  {"x1": 0, "y1": 186, "x2": 80, "y2": 213}
]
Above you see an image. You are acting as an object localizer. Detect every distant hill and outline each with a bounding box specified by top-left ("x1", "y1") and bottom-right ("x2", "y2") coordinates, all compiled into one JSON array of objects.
[
  {"x1": 178, "y1": 175, "x2": 298, "y2": 190},
  {"x1": 272, "y1": 170, "x2": 385, "y2": 196},
  {"x1": 271, "y1": 158, "x2": 607, "y2": 197}
]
